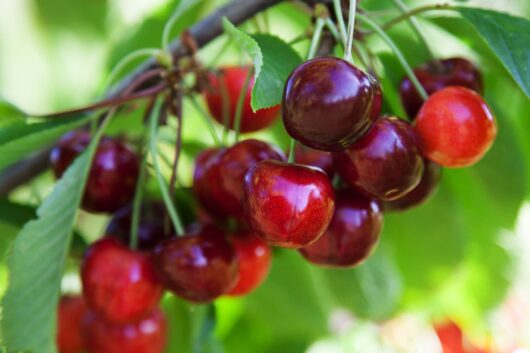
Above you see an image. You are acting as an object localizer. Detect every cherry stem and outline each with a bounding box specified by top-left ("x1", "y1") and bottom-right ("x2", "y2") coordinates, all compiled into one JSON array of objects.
[
  {"x1": 363, "y1": 3, "x2": 452, "y2": 36},
  {"x1": 288, "y1": 139, "x2": 297, "y2": 164},
  {"x1": 129, "y1": 96, "x2": 158, "y2": 250},
  {"x1": 324, "y1": 18, "x2": 341, "y2": 46},
  {"x1": 208, "y1": 37, "x2": 231, "y2": 68},
  {"x1": 343, "y1": 0, "x2": 358, "y2": 63},
  {"x1": 233, "y1": 68, "x2": 254, "y2": 143},
  {"x1": 162, "y1": 0, "x2": 198, "y2": 53},
  {"x1": 390, "y1": 0, "x2": 440, "y2": 66},
  {"x1": 357, "y1": 13, "x2": 429, "y2": 101},
  {"x1": 308, "y1": 18, "x2": 326, "y2": 60},
  {"x1": 149, "y1": 100, "x2": 185, "y2": 236},
  {"x1": 168, "y1": 89, "x2": 184, "y2": 197},
  {"x1": 187, "y1": 95, "x2": 222, "y2": 146},
  {"x1": 332, "y1": 0, "x2": 348, "y2": 47}
]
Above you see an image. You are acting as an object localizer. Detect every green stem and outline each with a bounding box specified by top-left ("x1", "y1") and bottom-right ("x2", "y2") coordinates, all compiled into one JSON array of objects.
[
  {"x1": 357, "y1": 13, "x2": 429, "y2": 101},
  {"x1": 307, "y1": 18, "x2": 326, "y2": 60},
  {"x1": 390, "y1": 0, "x2": 437, "y2": 62},
  {"x1": 233, "y1": 68, "x2": 253, "y2": 143},
  {"x1": 324, "y1": 18, "x2": 342, "y2": 46},
  {"x1": 288, "y1": 139, "x2": 297, "y2": 164},
  {"x1": 208, "y1": 37, "x2": 231, "y2": 68},
  {"x1": 333, "y1": 0, "x2": 348, "y2": 47},
  {"x1": 188, "y1": 96, "x2": 222, "y2": 146},
  {"x1": 343, "y1": 0, "x2": 358, "y2": 63},
  {"x1": 162, "y1": 0, "x2": 198, "y2": 52},
  {"x1": 149, "y1": 101, "x2": 185, "y2": 236},
  {"x1": 130, "y1": 143, "x2": 148, "y2": 249}
]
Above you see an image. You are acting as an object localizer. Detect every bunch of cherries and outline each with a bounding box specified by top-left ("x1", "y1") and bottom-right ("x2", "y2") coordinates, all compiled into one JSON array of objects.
[{"x1": 52, "y1": 53, "x2": 496, "y2": 353}]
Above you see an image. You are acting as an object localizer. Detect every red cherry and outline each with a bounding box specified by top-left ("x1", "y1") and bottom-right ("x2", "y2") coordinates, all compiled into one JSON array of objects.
[
  {"x1": 81, "y1": 238, "x2": 163, "y2": 323},
  {"x1": 204, "y1": 66, "x2": 280, "y2": 133},
  {"x1": 193, "y1": 139, "x2": 285, "y2": 220},
  {"x1": 414, "y1": 87, "x2": 497, "y2": 168},
  {"x1": 84, "y1": 309, "x2": 167, "y2": 353},
  {"x1": 57, "y1": 295, "x2": 87, "y2": 353},
  {"x1": 243, "y1": 160, "x2": 335, "y2": 248},
  {"x1": 153, "y1": 224, "x2": 239, "y2": 303},
  {"x1": 333, "y1": 117, "x2": 424, "y2": 201},
  {"x1": 299, "y1": 189, "x2": 382, "y2": 268},
  {"x1": 227, "y1": 231, "x2": 272, "y2": 296},
  {"x1": 50, "y1": 131, "x2": 140, "y2": 213},
  {"x1": 106, "y1": 202, "x2": 172, "y2": 251},
  {"x1": 282, "y1": 57, "x2": 382, "y2": 151},
  {"x1": 293, "y1": 144, "x2": 334, "y2": 177},
  {"x1": 384, "y1": 160, "x2": 442, "y2": 211},
  {"x1": 400, "y1": 57, "x2": 483, "y2": 118}
]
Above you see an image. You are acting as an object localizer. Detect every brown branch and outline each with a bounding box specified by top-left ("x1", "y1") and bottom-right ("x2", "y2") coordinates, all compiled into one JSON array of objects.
[{"x1": 0, "y1": 0, "x2": 290, "y2": 196}]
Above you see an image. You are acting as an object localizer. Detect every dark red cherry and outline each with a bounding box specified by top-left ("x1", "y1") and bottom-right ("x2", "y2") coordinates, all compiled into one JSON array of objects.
[
  {"x1": 81, "y1": 238, "x2": 163, "y2": 323},
  {"x1": 57, "y1": 295, "x2": 87, "y2": 353},
  {"x1": 50, "y1": 131, "x2": 140, "y2": 213},
  {"x1": 106, "y1": 202, "x2": 172, "y2": 251},
  {"x1": 227, "y1": 231, "x2": 272, "y2": 296},
  {"x1": 299, "y1": 189, "x2": 382, "y2": 268},
  {"x1": 243, "y1": 160, "x2": 335, "y2": 248},
  {"x1": 414, "y1": 87, "x2": 497, "y2": 168},
  {"x1": 333, "y1": 117, "x2": 424, "y2": 201},
  {"x1": 400, "y1": 57, "x2": 483, "y2": 118},
  {"x1": 193, "y1": 139, "x2": 285, "y2": 219},
  {"x1": 282, "y1": 57, "x2": 382, "y2": 151},
  {"x1": 204, "y1": 66, "x2": 280, "y2": 133},
  {"x1": 153, "y1": 224, "x2": 239, "y2": 303},
  {"x1": 293, "y1": 144, "x2": 334, "y2": 177},
  {"x1": 384, "y1": 160, "x2": 441, "y2": 211},
  {"x1": 84, "y1": 309, "x2": 167, "y2": 353}
]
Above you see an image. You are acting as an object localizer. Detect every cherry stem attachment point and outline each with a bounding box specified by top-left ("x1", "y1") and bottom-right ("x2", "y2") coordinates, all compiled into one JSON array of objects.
[
  {"x1": 234, "y1": 68, "x2": 254, "y2": 143},
  {"x1": 357, "y1": 13, "x2": 429, "y2": 101},
  {"x1": 149, "y1": 100, "x2": 185, "y2": 236},
  {"x1": 343, "y1": 0, "x2": 358, "y2": 63}
]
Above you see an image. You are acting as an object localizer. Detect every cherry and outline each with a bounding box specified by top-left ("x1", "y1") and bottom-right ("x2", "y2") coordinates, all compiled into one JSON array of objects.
[
  {"x1": 153, "y1": 224, "x2": 239, "y2": 303},
  {"x1": 56, "y1": 295, "x2": 87, "y2": 353},
  {"x1": 333, "y1": 116, "x2": 424, "y2": 201},
  {"x1": 282, "y1": 57, "x2": 382, "y2": 151},
  {"x1": 299, "y1": 189, "x2": 382, "y2": 268},
  {"x1": 84, "y1": 309, "x2": 167, "y2": 353},
  {"x1": 227, "y1": 231, "x2": 272, "y2": 296},
  {"x1": 243, "y1": 160, "x2": 335, "y2": 248},
  {"x1": 204, "y1": 66, "x2": 280, "y2": 133},
  {"x1": 81, "y1": 238, "x2": 163, "y2": 323},
  {"x1": 193, "y1": 139, "x2": 285, "y2": 219},
  {"x1": 400, "y1": 57, "x2": 483, "y2": 118},
  {"x1": 293, "y1": 144, "x2": 334, "y2": 177},
  {"x1": 50, "y1": 131, "x2": 140, "y2": 213},
  {"x1": 414, "y1": 86, "x2": 497, "y2": 168},
  {"x1": 384, "y1": 160, "x2": 442, "y2": 211},
  {"x1": 106, "y1": 202, "x2": 172, "y2": 251}
]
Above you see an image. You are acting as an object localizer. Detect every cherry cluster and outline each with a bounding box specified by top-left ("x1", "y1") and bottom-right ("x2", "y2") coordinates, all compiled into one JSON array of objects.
[{"x1": 52, "y1": 54, "x2": 496, "y2": 352}]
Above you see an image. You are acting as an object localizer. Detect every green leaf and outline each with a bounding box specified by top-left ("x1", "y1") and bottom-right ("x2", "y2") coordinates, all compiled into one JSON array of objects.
[
  {"x1": 0, "y1": 115, "x2": 92, "y2": 171},
  {"x1": 222, "y1": 19, "x2": 302, "y2": 110},
  {"x1": 457, "y1": 7, "x2": 530, "y2": 98},
  {"x1": 1, "y1": 129, "x2": 102, "y2": 353},
  {"x1": 0, "y1": 100, "x2": 26, "y2": 128}
]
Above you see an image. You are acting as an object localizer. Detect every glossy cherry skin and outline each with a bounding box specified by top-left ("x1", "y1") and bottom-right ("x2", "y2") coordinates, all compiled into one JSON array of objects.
[
  {"x1": 384, "y1": 160, "x2": 442, "y2": 211},
  {"x1": 282, "y1": 57, "x2": 382, "y2": 151},
  {"x1": 153, "y1": 224, "x2": 239, "y2": 303},
  {"x1": 193, "y1": 139, "x2": 285, "y2": 220},
  {"x1": 204, "y1": 66, "x2": 280, "y2": 133},
  {"x1": 227, "y1": 231, "x2": 272, "y2": 296},
  {"x1": 414, "y1": 87, "x2": 497, "y2": 168},
  {"x1": 299, "y1": 189, "x2": 382, "y2": 268},
  {"x1": 293, "y1": 144, "x2": 334, "y2": 177},
  {"x1": 333, "y1": 117, "x2": 424, "y2": 201},
  {"x1": 81, "y1": 238, "x2": 163, "y2": 323},
  {"x1": 243, "y1": 160, "x2": 335, "y2": 248},
  {"x1": 50, "y1": 131, "x2": 140, "y2": 213},
  {"x1": 84, "y1": 309, "x2": 167, "y2": 353},
  {"x1": 106, "y1": 202, "x2": 172, "y2": 251},
  {"x1": 400, "y1": 57, "x2": 483, "y2": 118},
  {"x1": 56, "y1": 295, "x2": 87, "y2": 353}
]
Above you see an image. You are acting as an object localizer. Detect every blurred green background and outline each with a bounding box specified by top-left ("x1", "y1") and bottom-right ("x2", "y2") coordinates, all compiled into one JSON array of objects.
[{"x1": 0, "y1": 0, "x2": 529, "y2": 352}]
